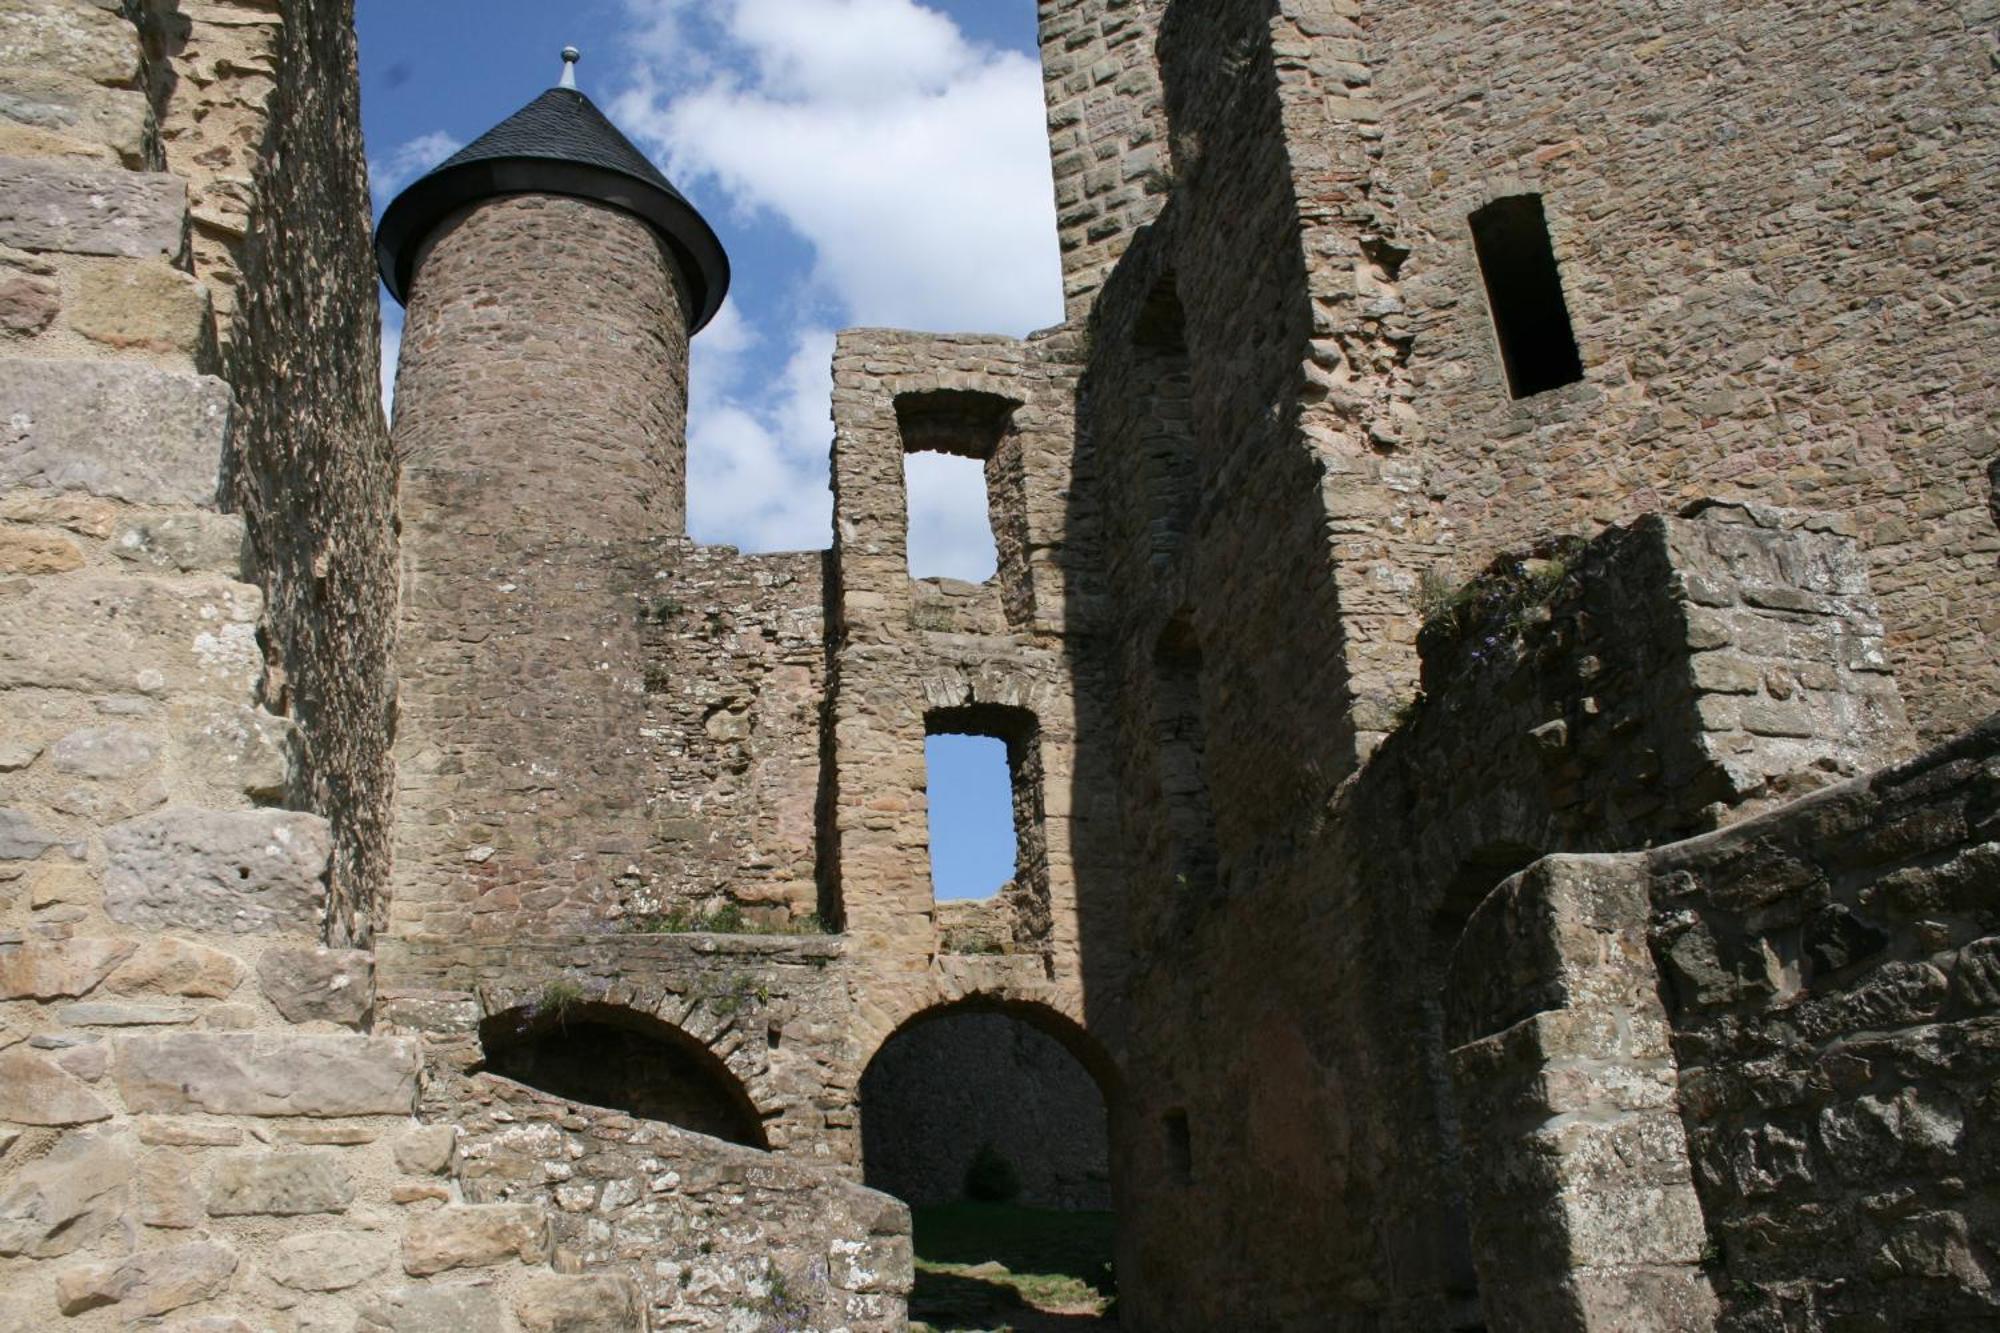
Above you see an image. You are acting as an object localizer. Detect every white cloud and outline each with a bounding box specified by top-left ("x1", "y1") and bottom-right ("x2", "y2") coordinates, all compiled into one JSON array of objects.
[
  {"x1": 905, "y1": 451, "x2": 996, "y2": 581},
  {"x1": 603, "y1": 0, "x2": 1061, "y2": 559},
  {"x1": 685, "y1": 328, "x2": 836, "y2": 553},
  {"x1": 369, "y1": 129, "x2": 463, "y2": 205}
]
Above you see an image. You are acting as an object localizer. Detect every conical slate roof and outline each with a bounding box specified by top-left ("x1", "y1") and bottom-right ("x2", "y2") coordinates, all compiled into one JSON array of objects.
[{"x1": 374, "y1": 85, "x2": 729, "y2": 331}]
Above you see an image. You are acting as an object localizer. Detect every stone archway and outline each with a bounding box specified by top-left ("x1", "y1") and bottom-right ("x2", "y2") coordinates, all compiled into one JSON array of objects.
[
  {"x1": 478, "y1": 1000, "x2": 769, "y2": 1149},
  {"x1": 860, "y1": 995, "x2": 1120, "y2": 1326}
]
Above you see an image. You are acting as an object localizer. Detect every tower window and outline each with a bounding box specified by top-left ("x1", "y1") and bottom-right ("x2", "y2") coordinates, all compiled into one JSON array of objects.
[
  {"x1": 1163, "y1": 1109, "x2": 1192, "y2": 1184},
  {"x1": 1469, "y1": 194, "x2": 1582, "y2": 399}
]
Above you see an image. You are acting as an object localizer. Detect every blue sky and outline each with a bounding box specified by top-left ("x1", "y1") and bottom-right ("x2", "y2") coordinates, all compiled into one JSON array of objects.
[{"x1": 357, "y1": 0, "x2": 1056, "y2": 898}]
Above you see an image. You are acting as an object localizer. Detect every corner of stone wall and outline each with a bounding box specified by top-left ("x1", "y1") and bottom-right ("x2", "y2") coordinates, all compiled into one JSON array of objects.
[{"x1": 1445, "y1": 855, "x2": 1719, "y2": 1332}]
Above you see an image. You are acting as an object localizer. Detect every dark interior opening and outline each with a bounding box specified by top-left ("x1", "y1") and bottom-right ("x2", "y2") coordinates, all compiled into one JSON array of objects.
[
  {"x1": 480, "y1": 1001, "x2": 769, "y2": 1149},
  {"x1": 861, "y1": 1005, "x2": 1114, "y2": 1210},
  {"x1": 1469, "y1": 194, "x2": 1582, "y2": 399},
  {"x1": 1163, "y1": 1108, "x2": 1193, "y2": 1185},
  {"x1": 1152, "y1": 615, "x2": 1219, "y2": 923}
]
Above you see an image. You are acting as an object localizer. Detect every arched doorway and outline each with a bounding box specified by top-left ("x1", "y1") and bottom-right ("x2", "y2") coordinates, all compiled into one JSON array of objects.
[
  {"x1": 862, "y1": 999, "x2": 1119, "y2": 1327},
  {"x1": 479, "y1": 1000, "x2": 768, "y2": 1150}
]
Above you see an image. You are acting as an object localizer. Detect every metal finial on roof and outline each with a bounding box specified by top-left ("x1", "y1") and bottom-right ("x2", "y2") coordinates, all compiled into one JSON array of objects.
[{"x1": 560, "y1": 46, "x2": 580, "y2": 89}]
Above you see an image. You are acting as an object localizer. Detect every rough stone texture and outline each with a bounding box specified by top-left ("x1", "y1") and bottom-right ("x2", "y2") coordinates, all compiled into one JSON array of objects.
[
  {"x1": 0, "y1": 1125, "x2": 128, "y2": 1257},
  {"x1": 0, "y1": 1044, "x2": 111, "y2": 1122},
  {"x1": 204, "y1": 1148, "x2": 354, "y2": 1215},
  {"x1": 196, "y1": 0, "x2": 397, "y2": 947},
  {"x1": 54, "y1": 1239, "x2": 238, "y2": 1317},
  {"x1": 354, "y1": 1283, "x2": 507, "y2": 1333},
  {"x1": 103, "y1": 807, "x2": 329, "y2": 933},
  {"x1": 67, "y1": 256, "x2": 211, "y2": 355},
  {"x1": 0, "y1": 360, "x2": 229, "y2": 504},
  {"x1": 1449, "y1": 857, "x2": 1719, "y2": 1331},
  {"x1": 1037, "y1": 0, "x2": 1170, "y2": 317},
  {"x1": 256, "y1": 946, "x2": 371, "y2": 1025},
  {"x1": 0, "y1": 153, "x2": 184, "y2": 257},
  {"x1": 445, "y1": 1074, "x2": 911, "y2": 1332},
  {"x1": 512, "y1": 1274, "x2": 645, "y2": 1333},
  {"x1": 400, "y1": 1202, "x2": 551, "y2": 1276},
  {"x1": 267, "y1": 1229, "x2": 394, "y2": 1291},
  {"x1": 0, "y1": 935, "x2": 135, "y2": 998},
  {"x1": 114, "y1": 1031, "x2": 420, "y2": 1117},
  {"x1": 1367, "y1": 0, "x2": 1999, "y2": 744},
  {"x1": 104, "y1": 935, "x2": 247, "y2": 998}
]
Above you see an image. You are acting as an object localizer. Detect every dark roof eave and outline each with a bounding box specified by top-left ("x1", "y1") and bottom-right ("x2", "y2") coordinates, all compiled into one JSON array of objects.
[{"x1": 373, "y1": 156, "x2": 731, "y2": 333}]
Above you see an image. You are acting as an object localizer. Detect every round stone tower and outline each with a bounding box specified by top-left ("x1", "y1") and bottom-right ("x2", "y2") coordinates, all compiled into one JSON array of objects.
[
  {"x1": 372, "y1": 58, "x2": 730, "y2": 942},
  {"x1": 376, "y1": 54, "x2": 727, "y2": 536}
]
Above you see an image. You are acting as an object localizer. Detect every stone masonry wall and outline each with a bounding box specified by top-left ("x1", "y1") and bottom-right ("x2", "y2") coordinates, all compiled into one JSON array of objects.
[
  {"x1": 1037, "y1": 0, "x2": 1172, "y2": 319},
  {"x1": 1366, "y1": 0, "x2": 2000, "y2": 742},
  {"x1": 201, "y1": 0, "x2": 397, "y2": 947},
  {"x1": 1649, "y1": 718, "x2": 2000, "y2": 1330}
]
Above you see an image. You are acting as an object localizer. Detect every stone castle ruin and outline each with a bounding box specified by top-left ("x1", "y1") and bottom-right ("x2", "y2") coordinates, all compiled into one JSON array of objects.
[{"x1": 0, "y1": 0, "x2": 1995, "y2": 1329}]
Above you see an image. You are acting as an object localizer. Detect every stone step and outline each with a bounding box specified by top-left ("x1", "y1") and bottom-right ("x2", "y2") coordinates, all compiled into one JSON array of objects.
[
  {"x1": 0, "y1": 359, "x2": 230, "y2": 505},
  {"x1": 0, "y1": 155, "x2": 184, "y2": 257}
]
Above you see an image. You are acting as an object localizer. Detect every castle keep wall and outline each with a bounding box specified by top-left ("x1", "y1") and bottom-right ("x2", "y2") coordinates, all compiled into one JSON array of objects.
[{"x1": 1366, "y1": 0, "x2": 2000, "y2": 742}]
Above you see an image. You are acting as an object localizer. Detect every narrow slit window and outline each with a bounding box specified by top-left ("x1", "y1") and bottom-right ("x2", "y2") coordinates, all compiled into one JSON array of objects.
[
  {"x1": 923, "y1": 732, "x2": 1017, "y2": 900},
  {"x1": 1469, "y1": 194, "x2": 1582, "y2": 399}
]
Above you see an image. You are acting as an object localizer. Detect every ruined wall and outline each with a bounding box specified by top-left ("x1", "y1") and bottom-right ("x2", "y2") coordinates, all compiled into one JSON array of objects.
[
  {"x1": 1449, "y1": 719, "x2": 2000, "y2": 1332},
  {"x1": 197, "y1": 0, "x2": 397, "y2": 947},
  {"x1": 1083, "y1": 452, "x2": 1918, "y2": 1324},
  {"x1": 0, "y1": 8, "x2": 550, "y2": 1327},
  {"x1": 825, "y1": 327, "x2": 1115, "y2": 1007},
  {"x1": 1649, "y1": 719, "x2": 2000, "y2": 1329},
  {"x1": 1036, "y1": 0, "x2": 1171, "y2": 318},
  {"x1": 1366, "y1": 0, "x2": 2000, "y2": 742},
  {"x1": 861, "y1": 1010, "x2": 1111, "y2": 1210}
]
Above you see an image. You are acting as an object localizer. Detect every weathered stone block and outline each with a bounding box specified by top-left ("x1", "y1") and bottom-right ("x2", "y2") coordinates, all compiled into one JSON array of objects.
[
  {"x1": 55, "y1": 1239, "x2": 237, "y2": 1317},
  {"x1": 0, "y1": 75, "x2": 151, "y2": 164},
  {"x1": 0, "y1": 155, "x2": 182, "y2": 256},
  {"x1": 0, "y1": 805, "x2": 58, "y2": 859},
  {"x1": 356, "y1": 1283, "x2": 507, "y2": 1333},
  {"x1": 513, "y1": 1273, "x2": 646, "y2": 1333},
  {"x1": 51, "y1": 724, "x2": 159, "y2": 778},
  {"x1": 0, "y1": 1126, "x2": 128, "y2": 1257},
  {"x1": 103, "y1": 808, "x2": 329, "y2": 934},
  {"x1": 0, "y1": 935, "x2": 135, "y2": 998},
  {"x1": 0, "y1": 525, "x2": 80, "y2": 571},
  {"x1": 0, "y1": 360, "x2": 229, "y2": 504},
  {"x1": 393, "y1": 1123, "x2": 457, "y2": 1175},
  {"x1": 56, "y1": 1000, "x2": 191, "y2": 1025},
  {"x1": 114, "y1": 1031, "x2": 420, "y2": 1116},
  {"x1": 169, "y1": 700, "x2": 295, "y2": 800},
  {"x1": 69, "y1": 256, "x2": 211, "y2": 354},
  {"x1": 268, "y1": 1229, "x2": 393, "y2": 1291},
  {"x1": 257, "y1": 946, "x2": 373, "y2": 1025},
  {"x1": 138, "y1": 1149, "x2": 201, "y2": 1228},
  {"x1": 0, "y1": 1044, "x2": 111, "y2": 1122},
  {"x1": 0, "y1": 574, "x2": 261, "y2": 698},
  {"x1": 106, "y1": 936, "x2": 247, "y2": 998},
  {"x1": 0, "y1": 0, "x2": 144, "y2": 87},
  {"x1": 205, "y1": 1149, "x2": 354, "y2": 1215},
  {"x1": 116, "y1": 513, "x2": 247, "y2": 574},
  {"x1": 401, "y1": 1202, "x2": 552, "y2": 1276}
]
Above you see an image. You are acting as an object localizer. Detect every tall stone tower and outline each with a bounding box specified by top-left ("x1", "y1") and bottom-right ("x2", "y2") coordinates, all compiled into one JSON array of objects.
[{"x1": 374, "y1": 57, "x2": 731, "y2": 943}]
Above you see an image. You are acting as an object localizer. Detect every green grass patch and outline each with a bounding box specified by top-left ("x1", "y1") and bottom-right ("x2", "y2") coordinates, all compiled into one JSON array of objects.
[{"x1": 909, "y1": 1204, "x2": 1115, "y2": 1330}]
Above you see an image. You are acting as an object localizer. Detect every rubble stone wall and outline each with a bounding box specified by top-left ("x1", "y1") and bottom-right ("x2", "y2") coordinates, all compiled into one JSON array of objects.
[
  {"x1": 1366, "y1": 0, "x2": 2000, "y2": 742},
  {"x1": 1647, "y1": 718, "x2": 2000, "y2": 1330}
]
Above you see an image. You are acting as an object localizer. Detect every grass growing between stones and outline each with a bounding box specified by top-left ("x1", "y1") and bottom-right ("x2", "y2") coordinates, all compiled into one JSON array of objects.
[{"x1": 908, "y1": 1203, "x2": 1116, "y2": 1331}]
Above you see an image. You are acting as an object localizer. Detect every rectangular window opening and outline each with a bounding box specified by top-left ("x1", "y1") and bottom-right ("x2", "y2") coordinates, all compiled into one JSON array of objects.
[
  {"x1": 1469, "y1": 194, "x2": 1583, "y2": 399},
  {"x1": 904, "y1": 451, "x2": 998, "y2": 582},
  {"x1": 922, "y1": 731, "x2": 1018, "y2": 902}
]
